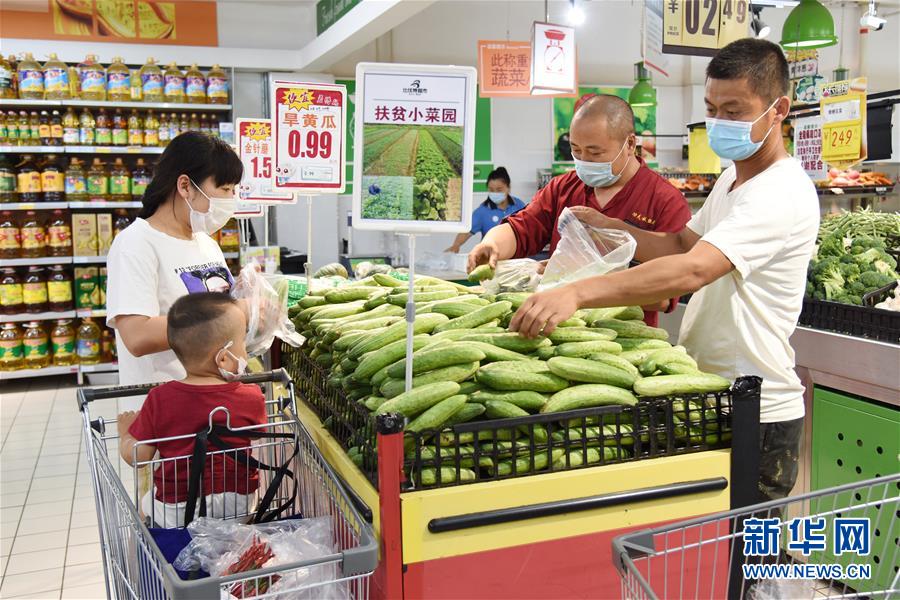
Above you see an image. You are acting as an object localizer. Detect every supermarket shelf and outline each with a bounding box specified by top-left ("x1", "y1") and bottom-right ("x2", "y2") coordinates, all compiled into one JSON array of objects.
[
  {"x1": 223, "y1": 252, "x2": 240, "y2": 259},
  {"x1": 678, "y1": 184, "x2": 896, "y2": 202},
  {"x1": 2, "y1": 310, "x2": 77, "y2": 323},
  {"x1": 0, "y1": 202, "x2": 69, "y2": 211},
  {"x1": 72, "y1": 255, "x2": 108, "y2": 264},
  {"x1": 79, "y1": 362, "x2": 118, "y2": 374},
  {"x1": 0, "y1": 145, "x2": 60, "y2": 153},
  {"x1": 0, "y1": 256, "x2": 73, "y2": 267},
  {"x1": 0, "y1": 145, "x2": 164, "y2": 154},
  {"x1": 68, "y1": 201, "x2": 143, "y2": 209},
  {"x1": 0, "y1": 365, "x2": 79, "y2": 381},
  {"x1": 0, "y1": 99, "x2": 231, "y2": 111},
  {"x1": 76, "y1": 308, "x2": 106, "y2": 318}
]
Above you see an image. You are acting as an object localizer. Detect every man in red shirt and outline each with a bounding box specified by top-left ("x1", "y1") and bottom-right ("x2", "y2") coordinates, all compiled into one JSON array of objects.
[{"x1": 468, "y1": 94, "x2": 690, "y2": 326}]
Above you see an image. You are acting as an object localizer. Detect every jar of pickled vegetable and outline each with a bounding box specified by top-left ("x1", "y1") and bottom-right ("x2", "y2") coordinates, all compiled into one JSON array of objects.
[
  {"x1": 23, "y1": 266, "x2": 48, "y2": 313},
  {"x1": 22, "y1": 321, "x2": 50, "y2": 369},
  {"x1": 0, "y1": 267, "x2": 23, "y2": 314},
  {"x1": 0, "y1": 323, "x2": 24, "y2": 371}
]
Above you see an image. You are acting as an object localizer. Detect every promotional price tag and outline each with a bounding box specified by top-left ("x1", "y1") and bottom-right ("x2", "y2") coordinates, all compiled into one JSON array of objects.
[
  {"x1": 272, "y1": 81, "x2": 347, "y2": 193},
  {"x1": 663, "y1": 0, "x2": 749, "y2": 56},
  {"x1": 819, "y1": 78, "x2": 867, "y2": 169},
  {"x1": 821, "y1": 123, "x2": 862, "y2": 162},
  {"x1": 237, "y1": 118, "x2": 295, "y2": 205}
]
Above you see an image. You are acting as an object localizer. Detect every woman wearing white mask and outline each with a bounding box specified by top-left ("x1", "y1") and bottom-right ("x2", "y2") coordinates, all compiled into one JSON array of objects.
[
  {"x1": 445, "y1": 167, "x2": 524, "y2": 253},
  {"x1": 107, "y1": 131, "x2": 243, "y2": 400}
]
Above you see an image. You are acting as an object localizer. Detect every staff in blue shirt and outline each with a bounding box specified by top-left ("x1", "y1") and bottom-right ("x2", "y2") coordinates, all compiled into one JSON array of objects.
[{"x1": 446, "y1": 167, "x2": 525, "y2": 253}]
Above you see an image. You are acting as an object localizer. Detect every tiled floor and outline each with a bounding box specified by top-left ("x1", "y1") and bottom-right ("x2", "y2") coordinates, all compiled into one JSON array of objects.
[{"x1": 1, "y1": 376, "x2": 128, "y2": 599}]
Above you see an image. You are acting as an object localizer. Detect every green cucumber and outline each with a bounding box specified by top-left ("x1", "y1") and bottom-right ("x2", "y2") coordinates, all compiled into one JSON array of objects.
[
  {"x1": 324, "y1": 286, "x2": 383, "y2": 303},
  {"x1": 586, "y1": 352, "x2": 642, "y2": 379},
  {"x1": 353, "y1": 335, "x2": 431, "y2": 380},
  {"x1": 467, "y1": 264, "x2": 495, "y2": 283},
  {"x1": 432, "y1": 301, "x2": 513, "y2": 334},
  {"x1": 348, "y1": 313, "x2": 449, "y2": 360},
  {"x1": 548, "y1": 327, "x2": 618, "y2": 344},
  {"x1": 387, "y1": 344, "x2": 486, "y2": 379},
  {"x1": 591, "y1": 319, "x2": 669, "y2": 341},
  {"x1": 442, "y1": 402, "x2": 486, "y2": 427},
  {"x1": 406, "y1": 395, "x2": 468, "y2": 433},
  {"x1": 541, "y1": 384, "x2": 638, "y2": 413},
  {"x1": 364, "y1": 396, "x2": 388, "y2": 411},
  {"x1": 496, "y1": 292, "x2": 531, "y2": 309},
  {"x1": 494, "y1": 449, "x2": 565, "y2": 476},
  {"x1": 639, "y1": 348, "x2": 698, "y2": 377},
  {"x1": 379, "y1": 363, "x2": 479, "y2": 399},
  {"x1": 475, "y1": 361, "x2": 568, "y2": 393},
  {"x1": 484, "y1": 400, "x2": 548, "y2": 443},
  {"x1": 469, "y1": 390, "x2": 547, "y2": 412},
  {"x1": 387, "y1": 290, "x2": 458, "y2": 306},
  {"x1": 420, "y1": 467, "x2": 476, "y2": 486},
  {"x1": 463, "y1": 341, "x2": 532, "y2": 363},
  {"x1": 633, "y1": 374, "x2": 731, "y2": 397},
  {"x1": 556, "y1": 340, "x2": 623, "y2": 357},
  {"x1": 547, "y1": 356, "x2": 636, "y2": 389},
  {"x1": 375, "y1": 381, "x2": 461, "y2": 418},
  {"x1": 459, "y1": 332, "x2": 552, "y2": 353},
  {"x1": 615, "y1": 338, "x2": 672, "y2": 351}
]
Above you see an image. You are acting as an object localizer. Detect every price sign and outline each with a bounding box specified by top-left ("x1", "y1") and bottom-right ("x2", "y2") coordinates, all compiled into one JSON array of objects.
[
  {"x1": 663, "y1": 0, "x2": 749, "y2": 57},
  {"x1": 819, "y1": 78, "x2": 867, "y2": 169},
  {"x1": 822, "y1": 123, "x2": 862, "y2": 162},
  {"x1": 272, "y1": 81, "x2": 347, "y2": 193},
  {"x1": 236, "y1": 118, "x2": 295, "y2": 205}
]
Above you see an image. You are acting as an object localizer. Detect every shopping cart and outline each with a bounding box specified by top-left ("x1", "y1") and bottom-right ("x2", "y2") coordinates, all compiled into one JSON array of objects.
[
  {"x1": 612, "y1": 474, "x2": 899, "y2": 599},
  {"x1": 78, "y1": 369, "x2": 377, "y2": 599}
]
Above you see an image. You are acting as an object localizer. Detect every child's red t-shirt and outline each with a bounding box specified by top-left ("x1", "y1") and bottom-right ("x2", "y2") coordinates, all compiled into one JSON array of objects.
[{"x1": 128, "y1": 380, "x2": 268, "y2": 503}]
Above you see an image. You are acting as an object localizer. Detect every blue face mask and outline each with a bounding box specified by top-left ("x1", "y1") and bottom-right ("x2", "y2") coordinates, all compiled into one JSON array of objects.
[
  {"x1": 487, "y1": 192, "x2": 507, "y2": 204},
  {"x1": 573, "y1": 139, "x2": 628, "y2": 188},
  {"x1": 705, "y1": 99, "x2": 779, "y2": 161}
]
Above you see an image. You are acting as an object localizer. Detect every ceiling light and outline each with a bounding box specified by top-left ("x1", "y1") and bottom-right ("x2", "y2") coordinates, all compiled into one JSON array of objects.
[
  {"x1": 780, "y1": 0, "x2": 838, "y2": 49},
  {"x1": 567, "y1": 0, "x2": 585, "y2": 26},
  {"x1": 628, "y1": 62, "x2": 656, "y2": 108}
]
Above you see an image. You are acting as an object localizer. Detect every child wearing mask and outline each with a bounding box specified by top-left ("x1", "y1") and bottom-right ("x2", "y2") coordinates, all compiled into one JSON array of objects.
[{"x1": 117, "y1": 292, "x2": 267, "y2": 527}]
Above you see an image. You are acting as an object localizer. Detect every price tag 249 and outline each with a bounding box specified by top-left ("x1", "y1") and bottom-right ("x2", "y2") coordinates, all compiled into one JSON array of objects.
[{"x1": 821, "y1": 122, "x2": 861, "y2": 162}]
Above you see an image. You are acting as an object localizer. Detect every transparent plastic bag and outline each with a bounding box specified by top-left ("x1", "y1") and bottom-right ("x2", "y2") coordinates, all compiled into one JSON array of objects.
[
  {"x1": 231, "y1": 264, "x2": 305, "y2": 357},
  {"x1": 173, "y1": 517, "x2": 347, "y2": 599},
  {"x1": 353, "y1": 261, "x2": 392, "y2": 279},
  {"x1": 482, "y1": 259, "x2": 542, "y2": 294},
  {"x1": 746, "y1": 578, "x2": 817, "y2": 600},
  {"x1": 538, "y1": 207, "x2": 636, "y2": 291}
]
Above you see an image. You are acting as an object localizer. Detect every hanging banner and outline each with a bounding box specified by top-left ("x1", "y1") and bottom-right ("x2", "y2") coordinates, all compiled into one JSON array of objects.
[
  {"x1": 531, "y1": 22, "x2": 577, "y2": 95},
  {"x1": 662, "y1": 0, "x2": 749, "y2": 57},
  {"x1": 793, "y1": 116, "x2": 827, "y2": 181},
  {"x1": 352, "y1": 62, "x2": 476, "y2": 234},
  {"x1": 477, "y1": 40, "x2": 533, "y2": 98},
  {"x1": 819, "y1": 78, "x2": 867, "y2": 169},
  {"x1": 271, "y1": 81, "x2": 347, "y2": 193},
  {"x1": 237, "y1": 119, "x2": 295, "y2": 205},
  {"x1": 643, "y1": 0, "x2": 670, "y2": 77}
]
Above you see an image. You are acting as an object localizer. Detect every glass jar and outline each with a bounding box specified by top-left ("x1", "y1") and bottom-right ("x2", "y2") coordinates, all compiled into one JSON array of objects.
[
  {"x1": 51, "y1": 319, "x2": 76, "y2": 366},
  {"x1": 47, "y1": 210, "x2": 72, "y2": 257},
  {"x1": 23, "y1": 266, "x2": 48, "y2": 313},
  {"x1": 20, "y1": 211, "x2": 46, "y2": 258},
  {"x1": 76, "y1": 317, "x2": 102, "y2": 364},
  {"x1": 40, "y1": 155, "x2": 65, "y2": 202},
  {"x1": 0, "y1": 212, "x2": 20, "y2": 259},
  {"x1": 65, "y1": 158, "x2": 88, "y2": 201},
  {"x1": 47, "y1": 264, "x2": 73, "y2": 311},
  {"x1": 0, "y1": 323, "x2": 24, "y2": 371},
  {"x1": 0, "y1": 267, "x2": 23, "y2": 314},
  {"x1": 16, "y1": 155, "x2": 42, "y2": 203},
  {"x1": 22, "y1": 321, "x2": 50, "y2": 369}
]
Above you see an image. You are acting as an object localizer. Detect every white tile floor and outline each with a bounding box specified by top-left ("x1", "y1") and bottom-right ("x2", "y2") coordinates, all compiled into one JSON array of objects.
[{"x1": 1, "y1": 376, "x2": 127, "y2": 600}]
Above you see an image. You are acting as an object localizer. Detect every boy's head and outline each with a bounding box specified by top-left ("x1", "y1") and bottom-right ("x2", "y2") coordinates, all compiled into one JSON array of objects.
[{"x1": 167, "y1": 292, "x2": 247, "y2": 376}]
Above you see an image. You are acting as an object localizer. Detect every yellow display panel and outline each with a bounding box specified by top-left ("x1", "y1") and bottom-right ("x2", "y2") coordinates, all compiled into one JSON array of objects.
[{"x1": 663, "y1": 0, "x2": 750, "y2": 56}]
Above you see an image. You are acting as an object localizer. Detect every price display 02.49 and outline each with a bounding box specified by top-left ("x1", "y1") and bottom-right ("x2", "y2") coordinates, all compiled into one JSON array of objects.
[{"x1": 663, "y1": 0, "x2": 749, "y2": 56}]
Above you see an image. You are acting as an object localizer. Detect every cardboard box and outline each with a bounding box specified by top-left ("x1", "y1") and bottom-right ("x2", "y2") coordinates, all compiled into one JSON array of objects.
[
  {"x1": 72, "y1": 213, "x2": 98, "y2": 257},
  {"x1": 75, "y1": 267, "x2": 99, "y2": 309},
  {"x1": 97, "y1": 213, "x2": 113, "y2": 256}
]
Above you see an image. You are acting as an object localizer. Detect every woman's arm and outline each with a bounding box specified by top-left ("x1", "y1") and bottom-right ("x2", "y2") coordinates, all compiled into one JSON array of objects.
[
  {"x1": 446, "y1": 232, "x2": 473, "y2": 253},
  {"x1": 115, "y1": 314, "x2": 170, "y2": 357}
]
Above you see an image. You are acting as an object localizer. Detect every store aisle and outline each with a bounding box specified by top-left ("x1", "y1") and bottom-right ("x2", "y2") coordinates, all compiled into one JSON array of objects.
[{"x1": 1, "y1": 376, "x2": 129, "y2": 599}]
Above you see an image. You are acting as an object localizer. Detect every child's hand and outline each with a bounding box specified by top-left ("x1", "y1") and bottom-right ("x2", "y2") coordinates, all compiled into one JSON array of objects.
[{"x1": 117, "y1": 410, "x2": 139, "y2": 435}]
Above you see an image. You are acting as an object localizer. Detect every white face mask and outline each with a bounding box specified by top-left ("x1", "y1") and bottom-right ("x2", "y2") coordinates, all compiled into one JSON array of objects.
[
  {"x1": 216, "y1": 340, "x2": 248, "y2": 382},
  {"x1": 185, "y1": 178, "x2": 236, "y2": 235}
]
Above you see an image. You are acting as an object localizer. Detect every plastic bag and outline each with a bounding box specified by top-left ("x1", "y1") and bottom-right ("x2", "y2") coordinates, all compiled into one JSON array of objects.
[
  {"x1": 174, "y1": 517, "x2": 347, "y2": 599},
  {"x1": 746, "y1": 578, "x2": 817, "y2": 600},
  {"x1": 353, "y1": 261, "x2": 393, "y2": 279},
  {"x1": 482, "y1": 259, "x2": 542, "y2": 294},
  {"x1": 231, "y1": 264, "x2": 305, "y2": 357},
  {"x1": 538, "y1": 207, "x2": 636, "y2": 291}
]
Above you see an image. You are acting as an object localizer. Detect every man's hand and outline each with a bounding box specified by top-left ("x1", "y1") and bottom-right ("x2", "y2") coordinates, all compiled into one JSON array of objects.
[
  {"x1": 569, "y1": 206, "x2": 618, "y2": 230},
  {"x1": 117, "y1": 410, "x2": 139, "y2": 436},
  {"x1": 509, "y1": 285, "x2": 580, "y2": 338},
  {"x1": 445, "y1": 244, "x2": 461, "y2": 254},
  {"x1": 467, "y1": 241, "x2": 500, "y2": 273}
]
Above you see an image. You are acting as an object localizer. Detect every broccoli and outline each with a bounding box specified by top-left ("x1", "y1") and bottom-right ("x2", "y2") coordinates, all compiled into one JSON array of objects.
[
  {"x1": 805, "y1": 280, "x2": 814, "y2": 298},
  {"x1": 840, "y1": 263, "x2": 861, "y2": 282},
  {"x1": 859, "y1": 270, "x2": 896, "y2": 290},
  {"x1": 834, "y1": 293, "x2": 863, "y2": 305},
  {"x1": 813, "y1": 256, "x2": 839, "y2": 279},
  {"x1": 839, "y1": 254, "x2": 857, "y2": 265},
  {"x1": 813, "y1": 288, "x2": 826, "y2": 301},
  {"x1": 820, "y1": 263, "x2": 845, "y2": 301},
  {"x1": 854, "y1": 248, "x2": 899, "y2": 276},
  {"x1": 817, "y1": 234, "x2": 847, "y2": 258},
  {"x1": 847, "y1": 280, "x2": 868, "y2": 296},
  {"x1": 849, "y1": 235, "x2": 886, "y2": 255}
]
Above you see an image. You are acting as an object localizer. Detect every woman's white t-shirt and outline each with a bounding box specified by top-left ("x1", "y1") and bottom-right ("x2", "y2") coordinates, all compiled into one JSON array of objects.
[{"x1": 106, "y1": 218, "x2": 233, "y2": 407}]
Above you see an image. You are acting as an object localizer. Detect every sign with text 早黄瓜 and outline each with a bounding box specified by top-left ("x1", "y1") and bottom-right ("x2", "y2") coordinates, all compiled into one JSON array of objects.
[
  {"x1": 663, "y1": 0, "x2": 749, "y2": 57},
  {"x1": 352, "y1": 63, "x2": 476, "y2": 234},
  {"x1": 236, "y1": 118, "x2": 295, "y2": 205},
  {"x1": 271, "y1": 81, "x2": 347, "y2": 194},
  {"x1": 478, "y1": 40, "x2": 533, "y2": 98}
]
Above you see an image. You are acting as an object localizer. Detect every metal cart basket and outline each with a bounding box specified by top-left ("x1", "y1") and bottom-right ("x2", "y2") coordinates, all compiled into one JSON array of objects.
[
  {"x1": 78, "y1": 369, "x2": 377, "y2": 599},
  {"x1": 612, "y1": 474, "x2": 899, "y2": 599}
]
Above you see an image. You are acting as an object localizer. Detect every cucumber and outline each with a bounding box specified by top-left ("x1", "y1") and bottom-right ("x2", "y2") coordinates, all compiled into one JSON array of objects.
[
  {"x1": 541, "y1": 384, "x2": 638, "y2": 413},
  {"x1": 548, "y1": 327, "x2": 618, "y2": 344},
  {"x1": 364, "y1": 396, "x2": 388, "y2": 411},
  {"x1": 620, "y1": 349, "x2": 656, "y2": 366},
  {"x1": 493, "y1": 449, "x2": 565, "y2": 477},
  {"x1": 364, "y1": 291, "x2": 390, "y2": 310},
  {"x1": 375, "y1": 381, "x2": 461, "y2": 417},
  {"x1": 430, "y1": 302, "x2": 482, "y2": 319},
  {"x1": 420, "y1": 467, "x2": 476, "y2": 486},
  {"x1": 387, "y1": 344, "x2": 486, "y2": 379},
  {"x1": 658, "y1": 363, "x2": 703, "y2": 375},
  {"x1": 615, "y1": 338, "x2": 672, "y2": 351},
  {"x1": 313, "y1": 262, "x2": 349, "y2": 278},
  {"x1": 459, "y1": 332, "x2": 551, "y2": 353},
  {"x1": 308, "y1": 301, "x2": 367, "y2": 323},
  {"x1": 484, "y1": 400, "x2": 548, "y2": 443},
  {"x1": 297, "y1": 296, "x2": 327, "y2": 310},
  {"x1": 468, "y1": 264, "x2": 495, "y2": 283},
  {"x1": 557, "y1": 317, "x2": 587, "y2": 328},
  {"x1": 591, "y1": 319, "x2": 669, "y2": 341},
  {"x1": 633, "y1": 374, "x2": 731, "y2": 397},
  {"x1": 556, "y1": 340, "x2": 623, "y2": 357},
  {"x1": 432, "y1": 301, "x2": 513, "y2": 334},
  {"x1": 496, "y1": 292, "x2": 531, "y2": 309},
  {"x1": 373, "y1": 273, "x2": 406, "y2": 288},
  {"x1": 432, "y1": 327, "x2": 506, "y2": 341},
  {"x1": 586, "y1": 352, "x2": 642, "y2": 379},
  {"x1": 324, "y1": 286, "x2": 383, "y2": 303},
  {"x1": 348, "y1": 313, "x2": 449, "y2": 360},
  {"x1": 406, "y1": 395, "x2": 468, "y2": 433},
  {"x1": 387, "y1": 290, "x2": 458, "y2": 306},
  {"x1": 339, "y1": 356, "x2": 359, "y2": 373},
  {"x1": 439, "y1": 428, "x2": 518, "y2": 446},
  {"x1": 475, "y1": 361, "x2": 568, "y2": 393},
  {"x1": 463, "y1": 341, "x2": 532, "y2": 363},
  {"x1": 534, "y1": 346, "x2": 556, "y2": 360},
  {"x1": 371, "y1": 362, "x2": 396, "y2": 388},
  {"x1": 639, "y1": 349, "x2": 698, "y2": 377},
  {"x1": 314, "y1": 352, "x2": 334, "y2": 368},
  {"x1": 547, "y1": 356, "x2": 636, "y2": 389},
  {"x1": 442, "y1": 403, "x2": 486, "y2": 427},
  {"x1": 353, "y1": 335, "x2": 431, "y2": 380},
  {"x1": 333, "y1": 330, "x2": 372, "y2": 352},
  {"x1": 379, "y1": 362, "x2": 479, "y2": 399},
  {"x1": 457, "y1": 381, "x2": 482, "y2": 395},
  {"x1": 476, "y1": 319, "x2": 501, "y2": 329},
  {"x1": 472, "y1": 390, "x2": 547, "y2": 412}
]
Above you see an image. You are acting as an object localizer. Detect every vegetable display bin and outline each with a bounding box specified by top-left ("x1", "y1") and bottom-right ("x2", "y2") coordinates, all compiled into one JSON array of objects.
[{"x1": 799, "y1": 298, "x2": 900, "y2": 344}]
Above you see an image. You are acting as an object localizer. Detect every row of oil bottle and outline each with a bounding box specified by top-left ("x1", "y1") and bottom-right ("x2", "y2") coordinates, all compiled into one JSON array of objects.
[
  {"x1": 0, "y1": 317, "x2": 115, "y2": 370},
  {"x1": 1, "y1": 53, "x2": 229, "y2": 104},
  {"x1": 0, "y1": 264, "x2": 107, "y2": 315},
  {"x1": 0, "y1": 108, "x2": 223, "y2": 147},
  {"x1": 1, "y1": 155, "x2": 152, "y2": 203}
]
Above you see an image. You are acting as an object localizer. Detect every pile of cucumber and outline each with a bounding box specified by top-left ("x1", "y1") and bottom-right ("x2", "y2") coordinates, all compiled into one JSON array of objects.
[{"x1": 289, "y1": 274, "x2": 732, "y2": 484}]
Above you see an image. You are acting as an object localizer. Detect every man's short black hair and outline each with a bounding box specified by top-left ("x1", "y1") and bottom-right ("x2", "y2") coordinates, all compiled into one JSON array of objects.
[
  {"x1": 167, "y1": 292, "x2": 240, "y2": 365},
  {"x1": 706, "y1": 38, "x2": 789, "y2": 103}
]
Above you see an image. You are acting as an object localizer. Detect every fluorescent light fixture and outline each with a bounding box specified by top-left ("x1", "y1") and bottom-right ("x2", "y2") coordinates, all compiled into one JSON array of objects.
[{"x1": 567, "y1": 0, "x2": 585, "y2": 26}]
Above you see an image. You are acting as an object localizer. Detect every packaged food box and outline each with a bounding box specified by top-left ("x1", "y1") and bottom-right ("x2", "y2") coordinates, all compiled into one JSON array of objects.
[
  {"x1": 72, "y1": 213, "x2": 98, "y2": 257},
  {"x1": 97, "y1": 213, "x2": 113, "y2": 255},
  {"x1": 75, "y1": 267, "x2": 99, "y2": 309}
]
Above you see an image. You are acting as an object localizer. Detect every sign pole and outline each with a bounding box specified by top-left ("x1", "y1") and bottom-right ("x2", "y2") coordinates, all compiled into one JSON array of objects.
[
  {"x1": 402, "y1": 233, "x2": 417, "y2": 393},
  {"x1": 305, "y1": 194, "x2": 314, "y2": 289}
]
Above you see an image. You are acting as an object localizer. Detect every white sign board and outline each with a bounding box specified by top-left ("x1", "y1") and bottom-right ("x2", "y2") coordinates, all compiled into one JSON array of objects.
[
  {"x1": 271, "y1": 81, "x2": 347, "y2": 193},
  {"x1": 643, "y1": 0, "x2": 670, "y2": 78},
  {"x1": 236, "y1": 118, "x2": 295, "y2": 205},
  {"x1": 531, "y1": 22, "x2": 577, "y2": 95},
  {"x1": 352, "y1": 62, "x2": 476, "y2": 234},
  {"x1": 794, "y1": 116, "x2": 828, "y2": 181}
]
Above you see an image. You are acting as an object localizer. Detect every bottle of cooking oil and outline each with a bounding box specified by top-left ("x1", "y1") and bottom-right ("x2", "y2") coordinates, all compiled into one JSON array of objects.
[
  {"x1": 199, "y1": 114, "x2": 211, "y2": 136},
  {"x1": 40, "y1": 155, "x2": 65, "y2": 202},
  {"x1": 76, "y1": 317, "x2": 101, "y2": 365},
  {"x1": 0, "y1": 323, "x2": 24, "y2": 371},
  {"x1": 127, "y1": 110, "x2": 143, "y2": 146},
  {"x1": 50, "y1": 110, "x2": 63, "y2": 145},
  {"x1": 185, "y1": 63, "x2": 206, "y2": 104},
  {"x1": 50, "y1": 319, "x2": 76, "y2": 366},
  {"x1": 38, "y1": 111, "x2": 53, "y2": 145},
  {"x1": 179, "y1": 113, "x2": 189, "y2": 136},
  {"x1": 129, "y1": 68, "x2": 142, "y2": 102},
  {"x1": 158, "y1": 112, "x2": 170, "y2": 146},
  {"x1": 206, "y1": 64, "x2": 229, "y2": 104},
  {"x1": 26, "y1": 111, "x2": 39, "y2": 144},
  {"x1": 62, "y1": 107, "x2": 79, "y2": 145},
  {"x1": 94, "y1": 108, "x2": 112, "y2": 146},
  {"x1": 17, "y1": 53, "x2": 44, "y2": 99},
  {"x1": 109, "y1": 158, "x2": 131, "y2": 202},
  {"x1": 140, "y1": 57, "x2": 164, "y2": 102},
  {"x1": 131, "y1": 159, "x2": 151, "y2": 200},
  {"x1": 112, "y1": 109, "x2": 127, "y2": 146},
  {"x1": 106, "y1": 56, "x2": 131, "y2": 102},
  {"x1": 65, "y1": 158, "x2": 88, "y2": 202},
  {"x1": 189, "y1": 112, "x2": 200, "y2": 132},
  {"x1": 17, "y1": 111, "x2": 30, "y2": 147},
  {"x1": 22, "y1": 321, "x2": 50, "y2": 369},
  {"x1": 78, "y1": 54, "x2": 106, "y2": 101},
  {"x1": 163, "y1": 62, "x2": 185, "y2": 104},
  {"x1": 0, "y1": 55, "x2": 14, "y2": 99},
  {"x1": 143, "y1": 110, "x2": 159, "y2": 146},
  {"x1": 42, "y1": 53, "x2": 70, "y2": 100},
  {"x1": 5, "y1": 111, "x2": 19, "y2": 145},
  {"x1": 86, "y1": 158, "x2": 109, "y2": 202},
  {"x1": 78, "y1": 107, "x2": 95, "y2": 146},
  {"x1": 168, "y1": 112, "x2": 180, "y2": 140}
]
